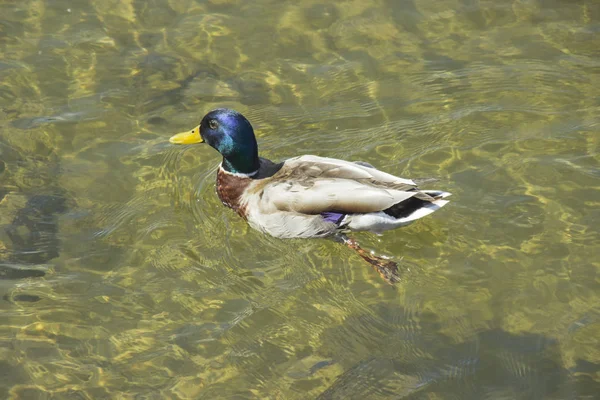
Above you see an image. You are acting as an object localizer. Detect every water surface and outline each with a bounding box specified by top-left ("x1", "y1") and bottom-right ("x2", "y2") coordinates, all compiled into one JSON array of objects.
[{"x1": 1, "y1": 0, "x2": 599, "y2": 398}]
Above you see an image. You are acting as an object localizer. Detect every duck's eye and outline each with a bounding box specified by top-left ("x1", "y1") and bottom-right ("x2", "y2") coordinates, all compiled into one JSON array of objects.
[{"x1": 208, "y1": 119, "x2": 219, "y2": 130}]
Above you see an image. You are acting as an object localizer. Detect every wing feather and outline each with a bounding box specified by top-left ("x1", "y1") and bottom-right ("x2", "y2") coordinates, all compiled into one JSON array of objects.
[
  {"x1": 253, "y1": 155, "x2": 420, "y2": 215},
  {"x1": 285, "y1": 155, "x2": 416, "y2": 188}
]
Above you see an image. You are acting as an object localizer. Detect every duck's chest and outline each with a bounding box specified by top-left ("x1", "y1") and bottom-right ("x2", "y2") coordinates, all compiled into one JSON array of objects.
[{"x1": 216, "y1": 169, "x2": 252, "y2": 218}]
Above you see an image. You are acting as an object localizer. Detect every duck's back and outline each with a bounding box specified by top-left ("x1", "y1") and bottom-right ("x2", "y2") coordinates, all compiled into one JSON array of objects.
[{"x1": 234, "y1": 155, "x2": 449, "y2": 238}]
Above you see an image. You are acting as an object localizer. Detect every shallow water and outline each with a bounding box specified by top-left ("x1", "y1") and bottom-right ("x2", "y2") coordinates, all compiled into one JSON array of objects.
[{"x1": 1, "y1": 0, "x2": 599, "y2": 398}]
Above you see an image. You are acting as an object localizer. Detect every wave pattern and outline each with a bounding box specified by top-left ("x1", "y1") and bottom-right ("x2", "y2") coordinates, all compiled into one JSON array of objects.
[{"x1": 0, "y1": 0, "x2": 598, "y2": 398}]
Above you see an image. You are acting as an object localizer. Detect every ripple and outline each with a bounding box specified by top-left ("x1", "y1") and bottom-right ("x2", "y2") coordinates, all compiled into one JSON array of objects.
[{"x1": 1, "y1": 0, "x2": 599, "y2": 398}]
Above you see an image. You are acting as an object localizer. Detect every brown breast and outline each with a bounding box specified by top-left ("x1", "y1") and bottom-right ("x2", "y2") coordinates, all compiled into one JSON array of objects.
[{"x1": 216, "y1": 169, "x2": 252, "y2": 219}]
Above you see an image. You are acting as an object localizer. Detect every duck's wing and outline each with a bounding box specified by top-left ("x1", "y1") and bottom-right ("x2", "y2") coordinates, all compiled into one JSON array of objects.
[{"x1": 255, "y1": 155, "x2": 429, "y2": 215}]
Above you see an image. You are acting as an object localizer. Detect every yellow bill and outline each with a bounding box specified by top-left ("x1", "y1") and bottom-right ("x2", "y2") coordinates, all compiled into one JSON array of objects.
[{"x1": 169, "y1": 125, "x2": 203, "y2": 144}]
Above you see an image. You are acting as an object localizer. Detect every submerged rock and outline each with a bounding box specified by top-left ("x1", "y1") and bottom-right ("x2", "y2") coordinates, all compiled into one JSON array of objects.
[{"x1": 2, "y1": 193, "x2": 70, "y2": 272}]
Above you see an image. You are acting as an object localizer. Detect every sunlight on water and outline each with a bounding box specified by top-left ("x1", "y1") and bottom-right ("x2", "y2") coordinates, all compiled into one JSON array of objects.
[{"x1": 0, "y1": 0, "x2": 599, "y2": 398}]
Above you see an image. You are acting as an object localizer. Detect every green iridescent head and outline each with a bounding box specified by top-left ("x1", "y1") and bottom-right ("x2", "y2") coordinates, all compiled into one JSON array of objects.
[{"x1": 170, "y1": 108, "x2": 260, "y2": 175}]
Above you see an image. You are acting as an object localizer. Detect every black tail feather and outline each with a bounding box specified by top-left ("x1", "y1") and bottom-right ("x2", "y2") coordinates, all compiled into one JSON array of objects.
[{"x1": 383, "y1": 196, "x2": 432, "y2": 219}]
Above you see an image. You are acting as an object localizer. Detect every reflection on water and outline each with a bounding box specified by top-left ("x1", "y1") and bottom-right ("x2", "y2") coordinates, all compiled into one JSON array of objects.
[{"x1": 1, "y1": 0, "x2": 599, "y2": 398}]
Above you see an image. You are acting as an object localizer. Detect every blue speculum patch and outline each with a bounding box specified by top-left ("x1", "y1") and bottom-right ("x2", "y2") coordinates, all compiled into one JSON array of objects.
[{"x1": 321, "y1": 212, "x2": 346, "y2": 225}]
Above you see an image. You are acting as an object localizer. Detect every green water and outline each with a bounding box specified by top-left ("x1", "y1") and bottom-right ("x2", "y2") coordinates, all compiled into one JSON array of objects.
[{"x1": 1, "y1": 0, "x2": 599, "y2": 398}]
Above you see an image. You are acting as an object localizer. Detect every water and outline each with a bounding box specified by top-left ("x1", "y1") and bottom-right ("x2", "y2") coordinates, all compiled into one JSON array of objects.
[{"x1": 1, "y1": 0, "x2": 599, "y2": 398}]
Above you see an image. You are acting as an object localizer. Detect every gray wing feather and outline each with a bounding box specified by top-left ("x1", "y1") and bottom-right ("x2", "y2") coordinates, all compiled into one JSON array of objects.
[{"x1": 255, "y1": 155, "x2": 419, "y2": 215}]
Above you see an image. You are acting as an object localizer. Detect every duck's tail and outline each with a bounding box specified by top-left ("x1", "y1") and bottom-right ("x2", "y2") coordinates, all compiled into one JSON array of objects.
[
  {"x1": 343, "y1": 190, "x2": 451, "y2": 233},
  {"x1": 383, "y1": 190, "x2": 451, "y2": 226}
]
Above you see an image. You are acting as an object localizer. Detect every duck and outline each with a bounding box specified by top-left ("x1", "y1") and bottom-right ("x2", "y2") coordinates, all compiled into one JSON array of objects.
[{"x1": 169, "y1": 108, "x2": 451, "y2": 283}]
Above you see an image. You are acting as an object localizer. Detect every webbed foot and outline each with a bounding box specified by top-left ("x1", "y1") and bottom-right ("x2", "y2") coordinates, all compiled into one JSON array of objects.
[{"x1": 335, "y1": 234, "x2": 401, "y2": 284}]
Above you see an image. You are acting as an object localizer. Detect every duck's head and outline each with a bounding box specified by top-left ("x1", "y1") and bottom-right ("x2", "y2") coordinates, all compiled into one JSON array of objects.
[{"x1": 169, "y1": 108, "x2": 260, "y2": 175}]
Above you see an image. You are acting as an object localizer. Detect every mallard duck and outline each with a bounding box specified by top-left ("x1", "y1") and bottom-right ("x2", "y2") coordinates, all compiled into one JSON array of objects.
[{"x1": 170, "y1": 108, "x2": 451, "y2": 282}]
